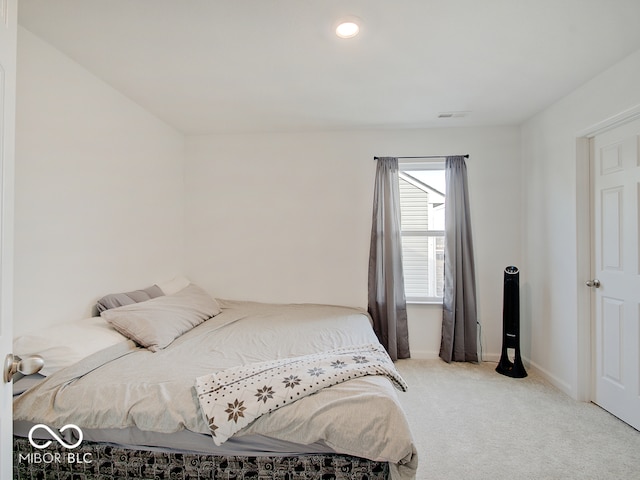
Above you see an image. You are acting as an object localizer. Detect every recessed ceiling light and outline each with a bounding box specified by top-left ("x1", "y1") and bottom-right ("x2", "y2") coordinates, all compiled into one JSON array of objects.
[{"x1": 335, "y1": 17, "x2": 360, "y2": 38}]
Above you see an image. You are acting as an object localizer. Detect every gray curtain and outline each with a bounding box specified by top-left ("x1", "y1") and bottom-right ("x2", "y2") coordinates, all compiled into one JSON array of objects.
[
  {"x1": 440, "y1": 156, "x2": 478, "y2": 363},
  {"x1": 368, "y1": 157, "x2": 410, "y2": 361}
]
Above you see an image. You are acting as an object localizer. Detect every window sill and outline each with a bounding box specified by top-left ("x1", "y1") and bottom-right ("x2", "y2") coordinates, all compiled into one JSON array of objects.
[{"x1": 407, "y1": 300, "x2": 443, "y2": 306}]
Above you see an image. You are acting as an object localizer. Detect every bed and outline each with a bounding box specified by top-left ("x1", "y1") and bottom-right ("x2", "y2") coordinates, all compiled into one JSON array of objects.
[{"x1": 12, "y1": 281, "x2": 418, "y2": 479}]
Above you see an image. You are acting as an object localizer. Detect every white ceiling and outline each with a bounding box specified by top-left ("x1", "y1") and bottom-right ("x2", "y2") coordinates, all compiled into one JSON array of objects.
[{"x1": 17, "y1": 0, "x2": 640, "y2": 134}]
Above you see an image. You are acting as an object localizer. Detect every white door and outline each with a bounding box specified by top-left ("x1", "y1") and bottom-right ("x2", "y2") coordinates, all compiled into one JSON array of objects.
[
  {"x1": 591, "y1": 117, "x2": 640, "y2": 431},
  {"x1": 0, "y1": 0, "x2": 17, "y2": 478}
]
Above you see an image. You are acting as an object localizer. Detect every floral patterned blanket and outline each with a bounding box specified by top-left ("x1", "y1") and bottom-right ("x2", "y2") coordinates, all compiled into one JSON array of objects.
[{"x1": 195, "y1": 343, "x2": 408, "y2": 446}]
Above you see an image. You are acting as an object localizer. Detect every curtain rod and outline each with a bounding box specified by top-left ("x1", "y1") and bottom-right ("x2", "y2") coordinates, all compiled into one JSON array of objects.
[{"x1": 373, "y1": 155, "x2": 469, "y2": 160}]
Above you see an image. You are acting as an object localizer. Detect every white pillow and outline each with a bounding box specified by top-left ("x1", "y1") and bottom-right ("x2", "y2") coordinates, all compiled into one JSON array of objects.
[
  {"x1": 13, "y1": 317, "x2": 128, "y2": 376},
  {"x1": 156, "y1": 275, "x2": 191, "y2": 295},
  {"x1": 101, "y1": 284, "x2": 220, "y2": 352}
]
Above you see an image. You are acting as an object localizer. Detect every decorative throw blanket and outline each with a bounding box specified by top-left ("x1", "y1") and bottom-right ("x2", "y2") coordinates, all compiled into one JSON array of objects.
[{"x1": 195, "y1": 343, "x2": 408, "y2": 446}]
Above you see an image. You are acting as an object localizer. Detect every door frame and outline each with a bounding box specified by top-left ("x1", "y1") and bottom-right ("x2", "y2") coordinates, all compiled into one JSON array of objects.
[
  {"x1": 0, "y1": 0, "x2": 17, "y2": 477},
  {"x1": 575, "y1": 104, "x2": 640, "y2": 402}
]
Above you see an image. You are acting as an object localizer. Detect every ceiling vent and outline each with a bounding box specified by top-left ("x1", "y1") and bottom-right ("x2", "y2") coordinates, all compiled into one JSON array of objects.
[{"x1": 438, "y1": 111, "x2": 470, "y2": 119}]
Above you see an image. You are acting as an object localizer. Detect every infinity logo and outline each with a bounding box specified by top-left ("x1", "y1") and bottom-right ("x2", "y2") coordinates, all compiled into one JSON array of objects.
[{"x1": 28, "y1": 424, "x2": 83, "y2": 450}]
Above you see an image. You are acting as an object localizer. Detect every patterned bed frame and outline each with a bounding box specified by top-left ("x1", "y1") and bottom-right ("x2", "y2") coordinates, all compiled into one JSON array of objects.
[{"x1": 13, "y1": 437, "x2": 389, "y2": 479}]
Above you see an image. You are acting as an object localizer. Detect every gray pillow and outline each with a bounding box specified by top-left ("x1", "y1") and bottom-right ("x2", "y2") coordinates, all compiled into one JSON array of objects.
[
  {"x1": 96, "y1": 285, "x2": 164, "y2": 313},
  {"x1": 100, "y1": 284, "x2": 220, "y2": 351}
]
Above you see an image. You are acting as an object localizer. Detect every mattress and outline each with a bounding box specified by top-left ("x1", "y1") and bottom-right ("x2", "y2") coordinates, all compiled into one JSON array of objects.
[{"x1": 13, "y1": 298, "x2": 418, "y2": 479}]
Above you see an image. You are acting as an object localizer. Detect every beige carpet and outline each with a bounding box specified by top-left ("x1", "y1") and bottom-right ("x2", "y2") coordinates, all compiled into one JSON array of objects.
[{"x1": 395, "y1": 359, "x2": 640, "y2": 480}]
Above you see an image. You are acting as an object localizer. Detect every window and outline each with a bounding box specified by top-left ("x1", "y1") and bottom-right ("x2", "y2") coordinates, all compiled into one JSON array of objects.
[{"x1": 398, "y1": 161, "x2": 445, "y2": 303}]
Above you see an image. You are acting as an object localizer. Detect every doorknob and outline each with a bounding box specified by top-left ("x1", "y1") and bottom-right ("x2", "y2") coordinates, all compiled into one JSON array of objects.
[
  {"x1": 586, "y1": 279, "x2": 601, "y2": 288},
  {"x1": 3, "y1": 354, "x2": 44, "y2": 383}
]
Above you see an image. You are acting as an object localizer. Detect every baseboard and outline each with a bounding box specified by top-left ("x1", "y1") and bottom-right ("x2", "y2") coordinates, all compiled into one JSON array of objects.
[
  {"x1": 408, "y1": 349, "x2": 440, "y2": 360},
  {"x1": 480, "y1": 352, "x2": 500, "y2": 363},
  {"x1": 409, "y1": 350, "x2": 501, "y2": 362},
  {"x1": 525, "y1": 358, "x2": 575, "y2": 398}
]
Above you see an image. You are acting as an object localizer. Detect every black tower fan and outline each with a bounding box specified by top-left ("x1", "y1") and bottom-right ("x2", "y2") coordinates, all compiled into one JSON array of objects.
[{"x1": 496, "y1": 266, "x2": 527, "y2": 378}]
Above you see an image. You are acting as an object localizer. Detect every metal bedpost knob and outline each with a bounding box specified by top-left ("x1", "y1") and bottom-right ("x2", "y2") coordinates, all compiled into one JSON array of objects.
[
  {"x1": 3, "y1": 354, "x2": 45, "y2": 383},
  {"x1": 586, "y1": 279, "x2": 601, "y2": 288}
]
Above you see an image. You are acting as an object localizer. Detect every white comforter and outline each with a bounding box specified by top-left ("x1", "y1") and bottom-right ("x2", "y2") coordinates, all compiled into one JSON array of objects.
[
  {"x1": 13, "y1": 299, "x2": 418, "y2": 479},
  {"x1": 196, "y1": 343, "x2": 408, "y2": 445}
]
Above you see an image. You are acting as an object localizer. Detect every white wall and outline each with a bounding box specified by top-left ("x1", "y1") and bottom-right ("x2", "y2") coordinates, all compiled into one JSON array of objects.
[
  {"x1": 13, "y1": 26, "x2": 521, "y2": 359},
  {"x1": 184, "y1": 127, "x2": 521, "y2": 358},
  {"x1": 14, "y1": 28, "x2": 185, "y2": 335},
  {"x1": 521, "y1": 48, "x2": 640, "y2": 397},
  {"x1": 14, "y1": 28, "x2": 523, "y2": 359}
]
